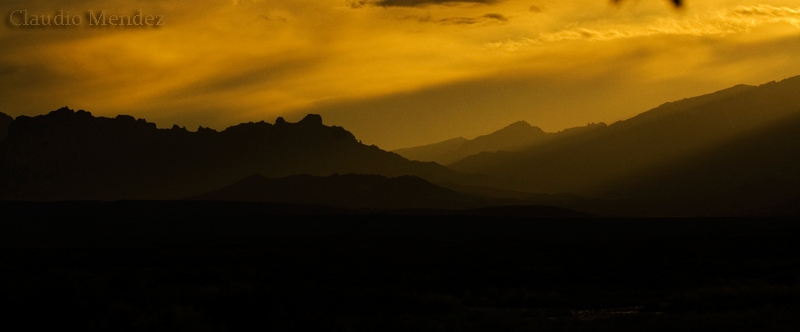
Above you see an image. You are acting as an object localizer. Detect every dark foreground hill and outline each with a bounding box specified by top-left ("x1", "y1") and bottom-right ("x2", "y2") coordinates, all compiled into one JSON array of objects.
[
  {"x1": 189, "y1": 173, "x2": 492, "y2": 210},
  {"x1": 0, "y1": 108, "x2": 463, "y2": 201},
  {"x1": 0, "y1": 111, "x2": 12, "y2": 141},
  {"x1": 606, "y1": 111, "x2": 800, "y2": 216}
]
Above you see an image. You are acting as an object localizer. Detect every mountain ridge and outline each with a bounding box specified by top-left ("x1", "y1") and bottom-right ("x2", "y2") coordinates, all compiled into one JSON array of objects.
[
  {"x1": 0, "y1": 107, "x2": 463, "y2": 201},
  {"x1": 450, "y1": 75, "x2": 800, "y2": 211},
  {"x1": 3, "y1": 75, "x2": 800, "y2": 216},
  {"x1": 394, "y1": 120, "x2": 574, "y2": 165}
]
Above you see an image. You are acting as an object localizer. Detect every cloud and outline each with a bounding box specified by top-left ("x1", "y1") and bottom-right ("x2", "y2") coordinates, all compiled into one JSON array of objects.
[
  {"x1": 261, "y1": 14, "x2": 288, "y2": 22},
  {"x1": 731, "y1": 5, "x2": 800, "y2": 27},
  {"x1": 488, "y1": 5, "x2": 800, "y2": 51},
  {"x1": 406, "y1": 13, "x2": 508, "y2": 25},
  {"x1": 346, "y1": 0, "x2": 500, "y2": 9},
  {"x1": 613, "y1": 0, "x2": 683, "y2": 7},
  {"x1": 528, "y1": 5, "x2": 544, "y2": 13},
  {"x1": 482, "y1": 13, "x2": 507, "y2": 21}
]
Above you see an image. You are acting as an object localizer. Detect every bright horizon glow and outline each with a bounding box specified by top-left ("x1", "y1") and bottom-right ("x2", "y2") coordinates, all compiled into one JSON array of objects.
[{"x1": 2, "y1": 0, "x2": 800, "y2": 149}]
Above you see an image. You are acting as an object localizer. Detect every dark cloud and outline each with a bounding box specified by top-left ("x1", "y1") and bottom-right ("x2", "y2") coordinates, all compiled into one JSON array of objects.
[
  {"x1": 262, "y1": 15, "x2": 288, "y2": 23},
  {"x1": 404, "y1": 13, "x2": 508, "y2": 25},
  {"x1": 402, "y1": 14, "x2": 433, "y2": 23},
  {"x1": 347, "y1": 0, "x2": 501, "y2": 9},
  {"x1": 529, "y1": 5, "x2": 544, "y2": 13},
  {"x1": 439, "y1": 17, "x2": 481, "y2": 24},
  {"x1": 481, "y1": 13, "x2": 507, "y2": 21},
  {"x1": 612, "y1": 0, "x2": 682, "y2": 7}
]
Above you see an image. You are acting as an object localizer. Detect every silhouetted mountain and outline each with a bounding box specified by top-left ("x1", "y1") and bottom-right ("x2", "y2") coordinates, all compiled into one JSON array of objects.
[
  {"x1": 0, "y1": 112, "x2": 12, "y2": 142},
  {"x1": 394, "y1": 121, "x2": 605, "y2": 165},
  {"x1": 0, "y1": 108, "x2": 462, "y2": 201},
  {"x1": 190, "y1": 173, "x2": 492, "y2": 210},
  {"x1": 450, "y1": 76, "x2": 800, "y2": 215},
  {"x1": 607, "y1": 111, "x2": 800, "y2": 216}
]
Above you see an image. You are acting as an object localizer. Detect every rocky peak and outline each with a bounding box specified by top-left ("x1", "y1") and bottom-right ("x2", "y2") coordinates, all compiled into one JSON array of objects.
[{"x1": 298, "y1": 114, "x2": 323, "y2": 126}]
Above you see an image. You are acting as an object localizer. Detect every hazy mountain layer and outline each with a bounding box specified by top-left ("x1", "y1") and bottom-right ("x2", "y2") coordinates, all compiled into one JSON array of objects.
[
  {"x1": 606, "y1": 112, "x2": 800, "y2": 216},
  {"x1": 393, "y1": 136, "x2": 469, "y2": 165},
  {"x1": 450, "y1": 76, "x2": 800, "y2": 208},
  {"x1": 394, "y1": 120, "x2": 606, "y2": 165},
  {"x1": 190, "y1": 173, "x2": 491, "y2": 210},
  {"x1": 0, "y1": 108, "x2": 461, "y2": 201}
]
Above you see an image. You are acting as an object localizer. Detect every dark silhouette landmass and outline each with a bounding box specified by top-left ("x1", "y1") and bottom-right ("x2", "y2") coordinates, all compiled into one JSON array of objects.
[
  {"x1": 608, "y1": 111, "x2": 800, "y2": 216},
  {"x1": 7, "y1": 75, "x2": 800, "y2": 332},
  {"x1": 189, "y1": 173, "x2": 492, "y2": 210},
  {"x1": 0, "y1": 108, "x2": 463, "y2": 201},
  {"x1": 186, "y1": 172, "x2": 588, "y2": 216},
  {"x1": 0, "y1": 111, "x2": 12, "y2": 142},
  {"x1": 1, "y1": 200, "x2": 591, "y2": 220},
  {"x1": 2, "y1": 75, "x2": 799, "y2": 216},
  {"x1": 449, "y1": 76, "x2": 800, "y2": 215}
]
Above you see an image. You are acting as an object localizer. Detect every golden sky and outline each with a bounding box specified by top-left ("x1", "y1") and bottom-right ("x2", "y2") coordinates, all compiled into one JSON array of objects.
[{"x1": 2, "y1": 0, "x2": 800, "y2": 149}]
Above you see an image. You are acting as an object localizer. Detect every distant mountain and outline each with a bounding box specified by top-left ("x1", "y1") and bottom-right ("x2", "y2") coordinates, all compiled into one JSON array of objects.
[
  {"x1": 0, "y1": 112, "x2": 12, "y2": 142},
  {"x1": 0, "y1": 108, "x2": 462, "y2": 201},
  {"x1": 450, "y1": 75, "x2": 800, "y2": 214},
  {"x1": 393, "y1": 137, "x2": 469, "y2": 165},
  {"x1": 190, "y1": 173, "x2": 491, "y2": 210},
  {"x1": 394, "y1": 121, "x2": 606, "y2": 165}
]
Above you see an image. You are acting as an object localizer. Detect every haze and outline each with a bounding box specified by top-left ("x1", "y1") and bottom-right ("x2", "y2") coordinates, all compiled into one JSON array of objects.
[{"x1": 2, "y1": 0, "x2": 800, "y2": 149}]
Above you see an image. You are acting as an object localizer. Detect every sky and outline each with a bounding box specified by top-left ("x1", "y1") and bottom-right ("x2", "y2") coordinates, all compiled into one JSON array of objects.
[{"x1": 2, "y1": 0, "x2": 800, "y2": 150}]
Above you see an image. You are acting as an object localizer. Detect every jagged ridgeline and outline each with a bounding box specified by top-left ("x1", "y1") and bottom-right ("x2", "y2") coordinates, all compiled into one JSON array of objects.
[{"x1": 0, "y1": 108, "x2": 460, "y2": 201}]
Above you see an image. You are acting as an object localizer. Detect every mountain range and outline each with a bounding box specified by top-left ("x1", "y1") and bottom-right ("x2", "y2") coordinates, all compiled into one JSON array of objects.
[
  {"x1": 393, "y1": 120, "x2": 607, "y2": 166},
  {"x1": 2, "y1": 75, "x2": 800, "y2": 216},
  {"x1": 0, "y1": 109, "x2": 462, "y2": 201},
  {"x1": 446, "y1": 76, "x2": 800, "y2": 215},
  {"x1": 387, "y1": 76, "x2": 800, "y2": 215}
]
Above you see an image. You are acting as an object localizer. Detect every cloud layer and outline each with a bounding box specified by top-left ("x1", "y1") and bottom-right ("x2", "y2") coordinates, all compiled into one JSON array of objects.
[
  {"x1": 488, "y1": 5, "x2": 800, "y2": 51},
  {"x1": 347, "y1": 0, "x2": 500, "y2": 8},
  {"x1": 404, "y1": 12, "x2": 508, "y2": 25}
]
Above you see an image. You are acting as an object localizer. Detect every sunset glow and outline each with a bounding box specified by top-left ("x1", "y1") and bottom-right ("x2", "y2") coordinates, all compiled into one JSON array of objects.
[{"x1": 3, "y1": 0, "x2": 800, "y2": 149}]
